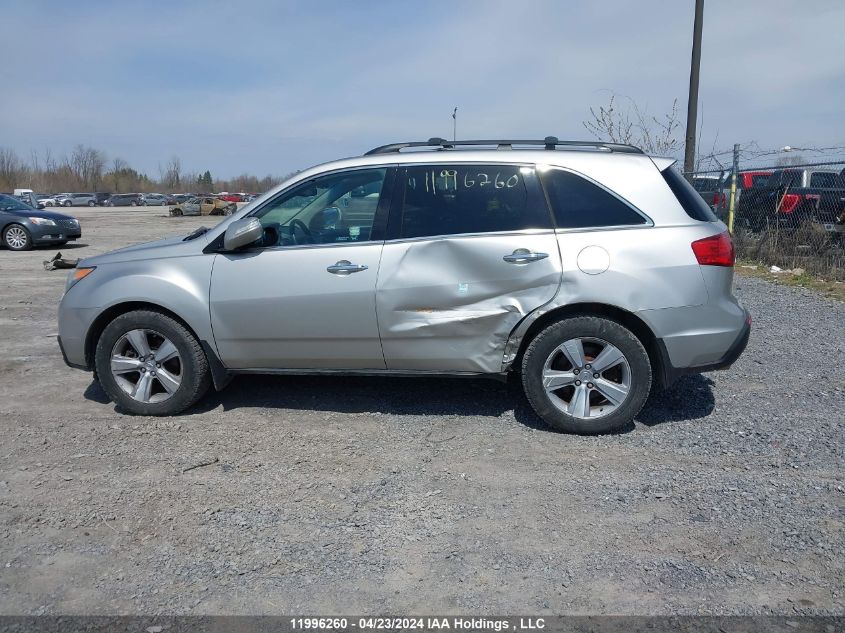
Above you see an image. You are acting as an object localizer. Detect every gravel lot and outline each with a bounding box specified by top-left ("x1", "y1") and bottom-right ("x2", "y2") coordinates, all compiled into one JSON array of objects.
[{"x1": 0, "y1": 206, "x2": 843, "y2": 615}]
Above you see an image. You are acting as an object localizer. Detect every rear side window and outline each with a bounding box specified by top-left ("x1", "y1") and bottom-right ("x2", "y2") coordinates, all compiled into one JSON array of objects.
[
  {"x1": 398, "y1": 164, "x2": 550, "y2": 239},
  {"x1": 809, "y1": 172, "x2": 838, "y2": 188},
  {"x1": 661, "y1": 167, "x2": 717, "y2": 221},
  {"x1": 541, "y1": 168, "x2": 647, "y2": 228},
  {"x1": 767, "y1": 170, "x2": 802, "y2": 188}
]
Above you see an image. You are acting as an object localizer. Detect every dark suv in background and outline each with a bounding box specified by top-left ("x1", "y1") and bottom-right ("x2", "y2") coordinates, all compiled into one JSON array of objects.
[{"x1": 106, "y1": 193, "x2": 144, "y2": 207}]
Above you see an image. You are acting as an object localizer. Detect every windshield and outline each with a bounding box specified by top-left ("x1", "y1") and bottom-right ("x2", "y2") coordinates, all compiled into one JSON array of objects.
[{"x1": 0, "y1": 193, "x2": 33, "y2": 212}]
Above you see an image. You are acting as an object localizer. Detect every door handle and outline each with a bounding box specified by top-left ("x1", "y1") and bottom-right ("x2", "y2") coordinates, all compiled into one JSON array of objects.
[
  {"x1": 327, "y1": 260, "x2": 369, "y2": 275},
  {"x1": 503, "y1": 249, "x2": 549, "y2": 264}
]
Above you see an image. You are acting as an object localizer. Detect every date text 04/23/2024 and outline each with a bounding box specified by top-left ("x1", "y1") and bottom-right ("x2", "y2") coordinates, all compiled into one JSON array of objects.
[{"x1": 290, "y1": 618, "x2": 546, "y2": 631}]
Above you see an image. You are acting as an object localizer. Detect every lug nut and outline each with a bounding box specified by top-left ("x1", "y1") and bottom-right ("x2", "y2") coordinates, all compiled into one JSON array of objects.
[
  {"x1": 585, "y1": 364, "x2": 591, "y2": 369},
  {"x1": 594, "y1": 373, "x2": 600, "y2": 378},
  {"x1": 140, "y1": 368, "x2": 146, "y2": 373},
  {"x1": 575, "y1": 380, "x2": 581, "y2": 386},
  {"x1": 587, "y1": 382, "x2": 594, "y2": 389}
]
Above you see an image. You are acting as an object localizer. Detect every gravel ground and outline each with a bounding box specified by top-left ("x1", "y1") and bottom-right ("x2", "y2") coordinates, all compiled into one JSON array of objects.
[{"x1": 0, "y1": 206, "x2": 843, "y2": 615}]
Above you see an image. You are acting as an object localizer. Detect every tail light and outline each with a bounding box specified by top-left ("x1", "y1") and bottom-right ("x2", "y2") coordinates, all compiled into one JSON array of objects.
[
  {"x1": 778, "y1": 193, "x2": 802, "y2": 214},
  {"x1": 691, "y1": 231, "x2": 735, "y2": 267}
]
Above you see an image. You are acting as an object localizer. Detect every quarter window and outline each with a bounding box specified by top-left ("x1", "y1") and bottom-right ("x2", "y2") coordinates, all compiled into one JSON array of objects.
[
  {"x1": 541, "y1": 168, "x2": 648, "y2": 228},
  {"x1": 398, "y1": 164, "x2": 550, "y2": 239}
]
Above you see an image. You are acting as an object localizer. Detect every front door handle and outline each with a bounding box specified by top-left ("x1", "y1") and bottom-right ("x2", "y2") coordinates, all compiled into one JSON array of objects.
[
  {"x1": 503, "y1": 248, "x2": 549, "y2": 264},
  {"x1": 327, "y1": 260, "x2": 369, "y2": 275}
]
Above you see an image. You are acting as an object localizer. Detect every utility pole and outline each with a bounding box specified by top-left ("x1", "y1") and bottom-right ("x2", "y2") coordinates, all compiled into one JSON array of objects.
[
  {"x1": 683, "y1": 0, "x2": 704, "y2": 176},
  {"x1": 727, "y1": 143, "x2": 740, "y2": 233},
  {"x1": 452, "y1": 107, "x2": 457, "y2": 141}
]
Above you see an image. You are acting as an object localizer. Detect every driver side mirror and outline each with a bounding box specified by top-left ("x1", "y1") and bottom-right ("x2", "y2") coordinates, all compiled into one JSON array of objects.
[{"x1": 223, "y1": 217, "x2": 263, "y2": 251}]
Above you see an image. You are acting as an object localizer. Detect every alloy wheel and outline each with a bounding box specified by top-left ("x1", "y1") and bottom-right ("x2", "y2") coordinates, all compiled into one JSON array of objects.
[
  {"x1": 110, "y1": 329, "x2": 183, "y2": 403},
  {"x1": 542, "y1": 337, "x2": 631, "y2": 419},
  {"x1": 5, "y1": 226, "x2": 29, "y2": 249}
]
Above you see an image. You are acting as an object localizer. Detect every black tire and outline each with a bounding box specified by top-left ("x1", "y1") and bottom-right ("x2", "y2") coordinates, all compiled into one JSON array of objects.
[
  {"x1": 130, "y1": 201, "x2": 137, "y2": 207},
  {"x1": 3, "y1": 223, "x2": 33, "y2": 251},
  {"x1": 94, "y1": 310, "x2": 211, "y2": 416},
  {"x1": 88, "y1": 200, "x2": 96, "y2": 207},
  {"x1": 521, "y1": 316, "x2": 651, "y2": 434},
  {"x1": 224, "y1": 204, "x2": 236, "y2": 216},
  {"x1": 63, "y1": 200, "x2": 72, "y2": 207},
  {"x1": 172, "y1": 209, "x2": 183, "y2": 217},
  {"x1": 161, "y1": 201, "x2": 167, "y2": 206}
]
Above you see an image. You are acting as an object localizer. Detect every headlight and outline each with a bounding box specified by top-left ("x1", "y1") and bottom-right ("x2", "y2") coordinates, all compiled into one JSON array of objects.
[
  {"x1": 29, "y1": 217, "x2": 57, "y2": 226},
  {"x1": 65, "y1": 267, "x2": 95, "y2": 292}
]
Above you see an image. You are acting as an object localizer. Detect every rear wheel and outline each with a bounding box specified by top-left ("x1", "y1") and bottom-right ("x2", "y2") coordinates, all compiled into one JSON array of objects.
[
  {"x1": 3, "y1": 224, "x2": 32, "y2": 251},
  {"x1": 521, "y1": 316, "x2": 651, "y2": 434},
  {"x1": 95, "y1": 310, "x2": 211, "y2": 416},
  {"x1": 88, "y1": 200, "x2": 96, "y2": 207},
  {"x1": 130, "y1": 201, "x2": 137, "y2": 206}
]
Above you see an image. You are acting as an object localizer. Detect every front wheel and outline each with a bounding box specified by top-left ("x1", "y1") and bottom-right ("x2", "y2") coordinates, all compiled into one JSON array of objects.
[
  {"x1": 88, "y1": 200, "x2": 96, "y2": 206},
  {"x1": 3, "y1": 223, "x2": 33, "y2": 251},
  {"x1": 521, "y1": 316, "x2": 651, "y2": 434},
  {"x1": 94, "y1": 310, "x2": 211, "y2": 415},
  {"x1": 63, "y1": 201, "x2": 72, "y2": 207}
]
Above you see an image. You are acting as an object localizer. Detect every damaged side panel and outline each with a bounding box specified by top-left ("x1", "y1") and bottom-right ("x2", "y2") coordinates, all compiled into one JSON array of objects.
[{"x1": 376, "y1": 232, "x2": 562, "y2": 373}]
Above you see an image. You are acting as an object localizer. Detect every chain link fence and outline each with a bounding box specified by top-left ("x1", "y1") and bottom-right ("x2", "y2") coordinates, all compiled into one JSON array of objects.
[{"x1": 685, "y1": 160, "x2": 845, "y2": 280}]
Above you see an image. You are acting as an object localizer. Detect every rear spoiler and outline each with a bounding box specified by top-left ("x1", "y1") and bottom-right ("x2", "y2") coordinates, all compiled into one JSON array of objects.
[{"x1": 650, "y1": 157, "x2": 677, "y2": 172}]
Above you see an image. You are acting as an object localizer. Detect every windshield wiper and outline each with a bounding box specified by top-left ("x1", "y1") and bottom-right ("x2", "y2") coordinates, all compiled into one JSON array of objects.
[{"x1": 183, "y1": 226, "x2": 210, "y2": 241}]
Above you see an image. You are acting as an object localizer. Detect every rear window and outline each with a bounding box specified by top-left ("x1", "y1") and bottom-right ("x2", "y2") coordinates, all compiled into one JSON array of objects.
[
  {"x1": 661, "y1": 167, "x2": 718, "y2": 221},
  {"x1": 750, "y1": 174, "x2": 770, "y2": 187}
]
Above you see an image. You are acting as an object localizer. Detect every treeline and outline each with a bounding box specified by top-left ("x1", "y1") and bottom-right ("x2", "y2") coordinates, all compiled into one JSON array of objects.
[{"x1": 0, "y1": 145, "x2": 288, "y2": 194}]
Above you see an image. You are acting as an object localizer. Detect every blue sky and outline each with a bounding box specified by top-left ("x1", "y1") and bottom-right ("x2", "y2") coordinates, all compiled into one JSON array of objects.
[{"x1": 2, "y1": 0, "x2": 844, "y2": 178}]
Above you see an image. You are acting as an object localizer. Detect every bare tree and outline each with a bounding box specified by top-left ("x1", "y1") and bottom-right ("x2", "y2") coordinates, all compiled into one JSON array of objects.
[
  {"x1": 0, "y1": 147, "x2": 28, "y2": 191},
  {"x1": 161, "y1": 156, "x2": 182, "y2": 190},
  {"x1": 65, "y1": 145, "x2": 107, "y2": 190},
  {"x1": 583, "y1": 94, "x2": 682, "y2": 156}
]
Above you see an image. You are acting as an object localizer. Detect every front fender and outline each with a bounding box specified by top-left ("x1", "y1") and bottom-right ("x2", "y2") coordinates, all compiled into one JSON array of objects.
[{"x1": 58, "y1": 254, "x2": 216, "y2": 367}]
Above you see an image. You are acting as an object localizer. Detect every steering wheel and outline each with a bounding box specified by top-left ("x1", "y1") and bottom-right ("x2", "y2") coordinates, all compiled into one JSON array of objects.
[{"x1": 289, "y1": 218, "x2": 314, "y2": 244}]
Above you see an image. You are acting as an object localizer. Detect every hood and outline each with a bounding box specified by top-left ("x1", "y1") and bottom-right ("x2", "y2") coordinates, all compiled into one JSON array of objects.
[
  {"x1": 6, "y1": 208, "x2": 77, "y2": 221},
  {"x1": 79, "y1": 233, "x2": 209, "y2": 267}
]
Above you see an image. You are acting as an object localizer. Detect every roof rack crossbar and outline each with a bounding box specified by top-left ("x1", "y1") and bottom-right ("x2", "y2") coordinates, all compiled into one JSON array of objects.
[{"x1": 364, "y1": 137, "x2": 644, "y2": 155}]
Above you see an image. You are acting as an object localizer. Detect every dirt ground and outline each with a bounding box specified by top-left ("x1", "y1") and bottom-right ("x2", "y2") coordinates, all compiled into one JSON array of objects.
[{"x1": 0, "y1": 206, "x2": 843, "y2": 615}]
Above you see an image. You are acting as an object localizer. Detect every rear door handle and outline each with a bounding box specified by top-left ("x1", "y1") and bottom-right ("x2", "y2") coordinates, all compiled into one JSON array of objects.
[
  {"x1": 503, "y1": 249, "x2": 549, "y2": 264},
  {"x1": 327, "y1": 260, "x2": 369, "y2": 275}
]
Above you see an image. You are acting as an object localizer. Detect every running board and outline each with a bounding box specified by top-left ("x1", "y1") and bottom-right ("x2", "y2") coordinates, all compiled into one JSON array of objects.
[{"x1": 229, "y1": 368, "x2": 508, "y2": 382}]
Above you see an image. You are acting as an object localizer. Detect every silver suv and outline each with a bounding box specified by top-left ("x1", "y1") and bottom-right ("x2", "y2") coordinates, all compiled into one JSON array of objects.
[{"x1": 57, "y1": 138, "x2": 750, "y2": 434}]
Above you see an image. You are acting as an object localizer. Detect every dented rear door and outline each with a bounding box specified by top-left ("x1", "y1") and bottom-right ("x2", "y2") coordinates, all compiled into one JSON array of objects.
[{"x1": 376, "y1": 163, "x2": 561, "y2": 373}]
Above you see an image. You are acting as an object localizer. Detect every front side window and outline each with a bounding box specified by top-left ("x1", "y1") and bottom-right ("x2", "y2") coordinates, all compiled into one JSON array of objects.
[
  {"x1": 542, "y1": 168, "x2": 649, "y2": 228},
  {"x1": 253, "y1": 168, "x2": 388, "y2": 246},
  {"x1": 398, "y1": 164, "x2": 549, "y2": 239}
]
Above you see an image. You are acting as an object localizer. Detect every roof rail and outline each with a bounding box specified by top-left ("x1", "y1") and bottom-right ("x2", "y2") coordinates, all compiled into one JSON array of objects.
[{"x1": 364, "y1": 136, "x2": 644, "y2": 155}]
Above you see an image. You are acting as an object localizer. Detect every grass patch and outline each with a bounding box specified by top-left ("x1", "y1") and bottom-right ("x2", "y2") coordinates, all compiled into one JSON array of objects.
[{"x1": 735, "y1": 260, "x2": 845, "y2": 302}]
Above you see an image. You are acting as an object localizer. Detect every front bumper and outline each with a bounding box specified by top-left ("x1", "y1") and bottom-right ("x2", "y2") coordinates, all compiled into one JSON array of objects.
[
  {"x1": 57, "y1": 335, "x2": 88, "y2": 370},
  {"x1": 31, "y1": 223, "x2": 81, "y2": 244}
]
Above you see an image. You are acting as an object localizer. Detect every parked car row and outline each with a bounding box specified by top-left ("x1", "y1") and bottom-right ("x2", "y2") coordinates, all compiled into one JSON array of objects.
[{"x1": 25, "y1": 191, "x2": 246, "y2": 208}]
